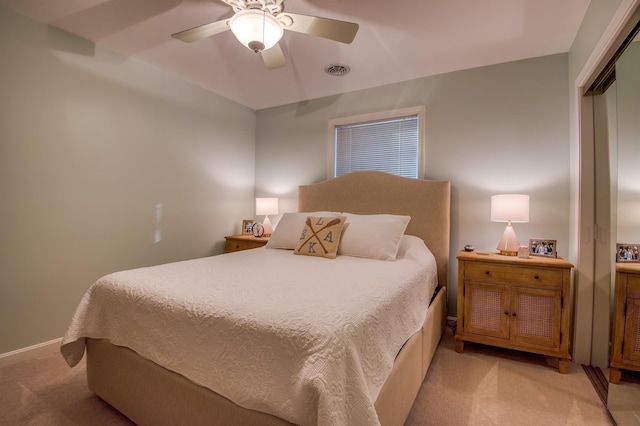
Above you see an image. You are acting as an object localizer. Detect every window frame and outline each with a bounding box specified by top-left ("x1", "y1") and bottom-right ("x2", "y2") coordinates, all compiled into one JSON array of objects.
[{"x1": 327, "y1": 106, "x2": 426, "y2": 179}]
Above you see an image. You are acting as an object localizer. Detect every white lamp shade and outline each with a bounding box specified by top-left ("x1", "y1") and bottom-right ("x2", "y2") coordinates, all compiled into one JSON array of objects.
[
  {"x1": 491, "y1": 194, "x2": 530, "y2": 223},
  {"x1": 230, "y1": 10, "x2": 283, "y2": 53},
  {"x1": 256, "y1": 197, "x2": 278, "y2": 216}
]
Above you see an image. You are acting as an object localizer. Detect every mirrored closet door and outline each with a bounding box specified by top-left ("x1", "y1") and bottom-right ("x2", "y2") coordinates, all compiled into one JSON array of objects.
[{"x1": 592, "y1": 29, "x2": 640, "y2": 425}]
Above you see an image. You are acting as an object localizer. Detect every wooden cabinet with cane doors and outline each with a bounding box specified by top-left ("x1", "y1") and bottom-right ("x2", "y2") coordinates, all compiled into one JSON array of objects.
[
  {"x1": 610, "y1": 263, "x2": 640, "y2": 384},
  {"x1": 455, "y1": 251, "x2": 573, "y2": 373}
]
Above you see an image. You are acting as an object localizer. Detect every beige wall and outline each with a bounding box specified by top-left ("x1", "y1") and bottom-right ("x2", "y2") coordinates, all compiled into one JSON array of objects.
[
  {"x1": 0, "y1": 7, "x2": 256, "y2": 354},
  {"x1": 255, "y1": 54, "x2": 571, "y2": 315}
]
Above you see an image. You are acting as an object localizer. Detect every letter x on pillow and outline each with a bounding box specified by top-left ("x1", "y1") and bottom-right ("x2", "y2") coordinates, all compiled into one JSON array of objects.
[{"x1": 294, "y1": 216, "x2": 346, "y2": 259}]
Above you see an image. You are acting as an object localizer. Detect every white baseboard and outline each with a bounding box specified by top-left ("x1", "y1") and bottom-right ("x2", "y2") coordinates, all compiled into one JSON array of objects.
[{"x1": 0, "y1": 337, "x2": 62, "y2": 369}]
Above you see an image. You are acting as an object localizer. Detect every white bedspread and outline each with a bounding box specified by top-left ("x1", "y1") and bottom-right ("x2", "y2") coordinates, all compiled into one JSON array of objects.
[{"x1": 61, "y1": 236, "x2": 437, "y2": 426}]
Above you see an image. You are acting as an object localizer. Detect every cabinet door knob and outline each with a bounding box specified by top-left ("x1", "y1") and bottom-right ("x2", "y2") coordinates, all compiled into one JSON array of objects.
[
  {"x1": 534, "y1": 275, "x2": 540, "y2": 279},
  {"x1": 512, "y1": 312, "x2": 517, "y2": 317},
  {"x1": 504, "y1": 311, "x2": 509, "y2": 316},
  {"x1": 485, "y1": 270, "x2": 491, "y2": 275}
]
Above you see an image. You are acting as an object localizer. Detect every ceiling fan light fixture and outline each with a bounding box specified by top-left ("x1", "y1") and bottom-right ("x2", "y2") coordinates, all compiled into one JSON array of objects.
[{"x1": 230, "y1": 9, "x2": 283, "y2": 53}]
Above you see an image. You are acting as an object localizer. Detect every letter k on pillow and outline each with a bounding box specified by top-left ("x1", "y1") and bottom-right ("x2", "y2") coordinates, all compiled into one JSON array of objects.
[{"x1": 294, "y1": 216, "x2": 347, "y2": 259}]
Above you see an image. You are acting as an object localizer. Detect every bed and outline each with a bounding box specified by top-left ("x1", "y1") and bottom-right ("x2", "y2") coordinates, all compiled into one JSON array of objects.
[{"x1": 60, "y1": 171, "x2": 451, "y2": 426}]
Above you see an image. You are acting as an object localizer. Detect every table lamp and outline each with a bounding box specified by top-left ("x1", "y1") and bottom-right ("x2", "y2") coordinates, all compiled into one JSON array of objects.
[{"x1": 491, "y1": 194, "x2": 529, "y2": 256}]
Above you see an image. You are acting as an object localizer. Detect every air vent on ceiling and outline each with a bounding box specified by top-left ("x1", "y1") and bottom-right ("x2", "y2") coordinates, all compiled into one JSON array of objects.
[{"x1": 324, "y1": 64, "x2": 350, "y2": 76}]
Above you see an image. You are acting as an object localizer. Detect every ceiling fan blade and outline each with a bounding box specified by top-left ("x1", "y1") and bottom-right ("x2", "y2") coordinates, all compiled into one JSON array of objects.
[
  {"x1": 172, "y1": 19, "x2": 230, "y2": 43},
  {"x1": 282, "y1": 13, "x2": 359, "y2": 44},
  {"x1": 262, "y1": 43, "x2": 286, "y2": 69}
]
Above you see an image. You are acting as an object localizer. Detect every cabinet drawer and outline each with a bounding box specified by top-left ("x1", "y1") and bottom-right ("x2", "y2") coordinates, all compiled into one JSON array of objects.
[
  {"x1": 465, "y1": 262, "x2": 563, "y2": 287},
  {"x1": 225, "y1": 239, "x2": 264, "y2": 252}
]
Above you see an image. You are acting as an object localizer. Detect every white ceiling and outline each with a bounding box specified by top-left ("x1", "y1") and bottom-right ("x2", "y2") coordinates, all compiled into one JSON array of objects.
[{"x1": 0, "y1": 0, "x2": 590, "y2": 110}]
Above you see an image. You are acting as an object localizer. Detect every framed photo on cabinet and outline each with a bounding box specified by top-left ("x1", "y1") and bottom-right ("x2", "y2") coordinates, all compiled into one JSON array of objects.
[
  {"x1": 529, "y1": 239, "x2": 557, "y2": 258},
  {"x1": 616, "y1": 243, "x2": 640, "y2": 262},
  {"x1": 242, "y1": 219, "x2": 255, "y2": 235}
]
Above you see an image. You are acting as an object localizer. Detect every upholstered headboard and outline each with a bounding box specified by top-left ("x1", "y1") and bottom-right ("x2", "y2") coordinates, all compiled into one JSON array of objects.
[{"x1": 298, "y1": 171, "x2": 451, "y2": 287}]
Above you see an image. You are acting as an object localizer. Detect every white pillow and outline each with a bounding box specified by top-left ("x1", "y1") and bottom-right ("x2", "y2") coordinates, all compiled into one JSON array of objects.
[
  {"x1": 396, "y1": 235, "x2": 433, "y2": 262},
  {"x1": 338, "y1": 213, "x2": 411, "y2": 261},
  {"x1": 265, "y1": 211, "x2": 340, "y2": 249}
]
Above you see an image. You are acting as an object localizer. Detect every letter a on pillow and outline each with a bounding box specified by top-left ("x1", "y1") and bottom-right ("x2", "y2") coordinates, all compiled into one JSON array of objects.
[{"x1": 294, "y1": 216, "x2": 346, "y2": 259}]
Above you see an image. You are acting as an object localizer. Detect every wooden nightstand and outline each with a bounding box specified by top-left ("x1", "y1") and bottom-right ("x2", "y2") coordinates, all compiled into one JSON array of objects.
[
  {"x1": 224, "y1": 234, "x2": 269, "y2": 253},
  {"x1": 455, "y1": 251, "x2": 573, "y2": 373},
  {"x1": 610, "y1": 262, "x2": 640, "y2": 384}
]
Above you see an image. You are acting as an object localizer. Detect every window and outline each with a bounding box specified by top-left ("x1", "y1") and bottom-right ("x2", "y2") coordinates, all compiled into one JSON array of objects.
[{"x1": 328, "y1": 106, "x2": 425, "y2": 179}]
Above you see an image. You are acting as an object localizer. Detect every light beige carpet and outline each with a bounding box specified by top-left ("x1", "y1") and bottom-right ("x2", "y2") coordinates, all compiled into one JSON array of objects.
[
  {"x1": 1, "y1": 327, "x2": 614, "y2": 425},
  {"x1": 0, "y1": 351, "x2": 132, "y2": 425},
  {"x1": 406, "y1": 326, "x2": 614, "y2": 425}
]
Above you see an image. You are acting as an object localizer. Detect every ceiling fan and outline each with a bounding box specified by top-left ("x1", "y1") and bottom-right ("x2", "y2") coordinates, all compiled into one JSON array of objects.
[{"x1": 171, "y1": 0, "x2": 359, "y2": 70}]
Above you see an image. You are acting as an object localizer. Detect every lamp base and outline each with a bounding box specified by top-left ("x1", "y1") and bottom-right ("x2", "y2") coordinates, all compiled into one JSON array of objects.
[
  {"x1": 496, "y1": 223, "x2": 520, "y2": 256},
  {"x1": 262, "y1": 216, "x2": 273, "y2": 237}
]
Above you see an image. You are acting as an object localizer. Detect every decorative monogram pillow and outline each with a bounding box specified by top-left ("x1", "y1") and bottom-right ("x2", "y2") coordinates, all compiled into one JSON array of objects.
[
  {"x1": 265, "y1": 211, "x2": 340, "y2": 250},
  {"x1": 294, "y1": 216, "x2": 347, "y2": 259}
]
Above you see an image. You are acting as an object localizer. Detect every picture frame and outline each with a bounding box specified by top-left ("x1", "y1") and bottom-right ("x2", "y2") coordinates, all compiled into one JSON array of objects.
[
  {"x1": 529, "y1": 239, "x2": 557, "y2": 258},
  {"x1": 241, "y1": 219, "x2": 255, "y2": 235},
  {"x1": 616, "y1": 243, "x2": 640, "y2": 263}
]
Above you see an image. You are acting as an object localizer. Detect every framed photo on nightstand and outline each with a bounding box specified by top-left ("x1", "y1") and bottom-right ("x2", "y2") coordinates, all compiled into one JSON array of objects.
[
  {"x1": 529, "y1": 239, "x2": 557, "y2": 258},
  {"x1": 616, "y1": 243, "x2": 639, "y2": 262},
  {"x1": 241, "y1": 219, "x2": 255, "y2": 235}
]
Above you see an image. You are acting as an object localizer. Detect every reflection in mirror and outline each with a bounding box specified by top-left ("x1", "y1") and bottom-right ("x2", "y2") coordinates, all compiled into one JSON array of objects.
[{"x1": 599, "y1": 37, "x2": 640, "y2": 425}]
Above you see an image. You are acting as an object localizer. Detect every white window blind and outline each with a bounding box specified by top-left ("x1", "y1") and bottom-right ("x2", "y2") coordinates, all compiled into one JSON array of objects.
[{"x1": 334, "y1": 114, "x2": 419, "y2": 178}]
